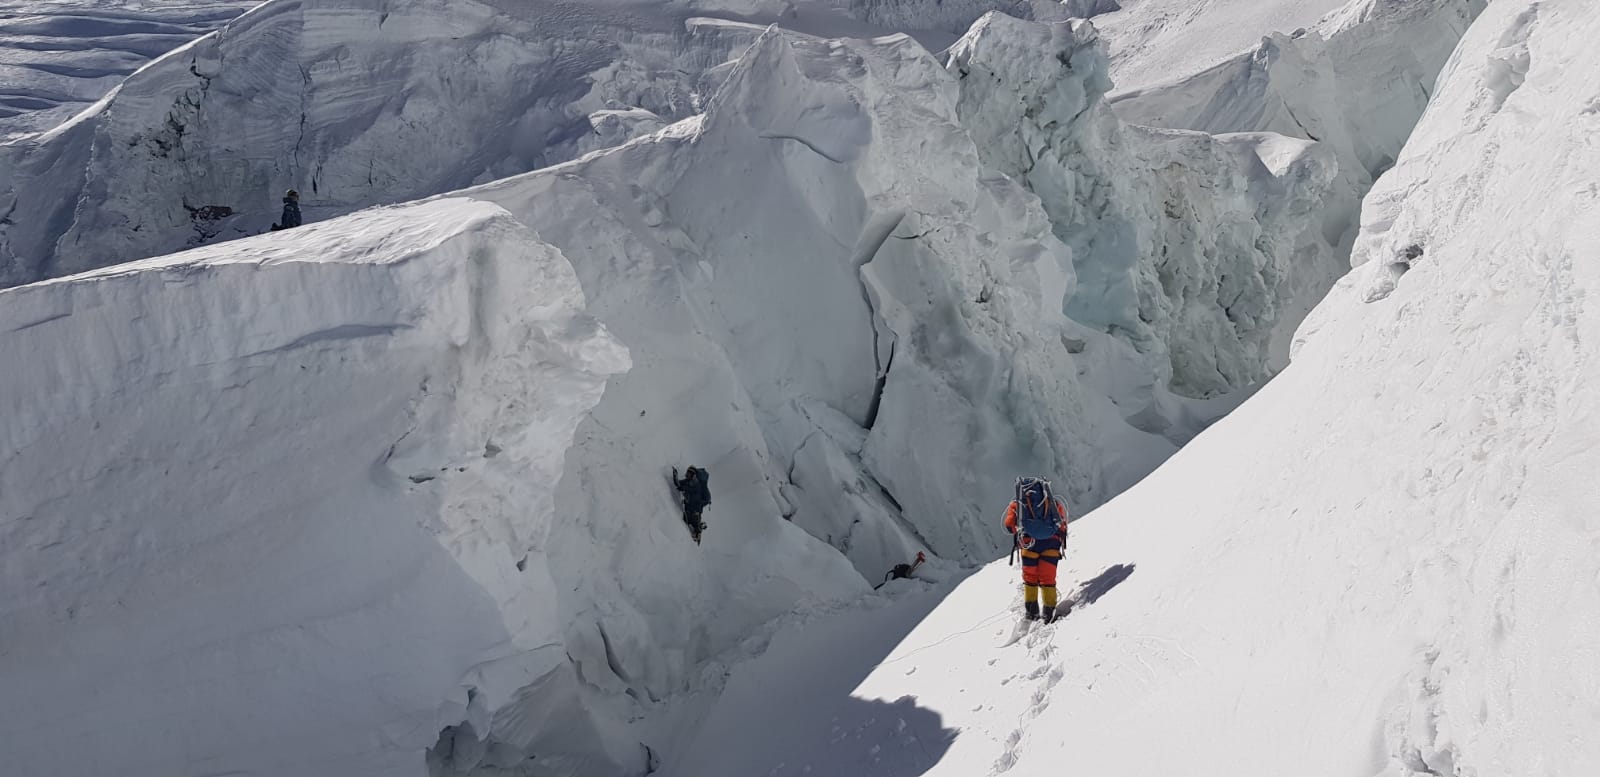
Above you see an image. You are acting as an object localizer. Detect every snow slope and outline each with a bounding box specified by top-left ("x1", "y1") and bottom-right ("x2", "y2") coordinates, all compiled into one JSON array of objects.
[
  {"x1": 0, "y1": 0, "x2": 252, "y2": 138},
  {"x1": 672, "y1": 1, "x2": 1600, "y2": 774}
]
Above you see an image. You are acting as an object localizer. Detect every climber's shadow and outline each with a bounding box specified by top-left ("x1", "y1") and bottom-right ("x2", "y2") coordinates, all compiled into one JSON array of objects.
[{"x1": 1062, "y1": 563, "x2": 1135, "y2": 615}]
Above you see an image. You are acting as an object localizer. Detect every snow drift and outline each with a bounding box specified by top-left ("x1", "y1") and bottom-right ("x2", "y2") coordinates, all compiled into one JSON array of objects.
[{"x1": 672, "y1": 1, "x2": 1600, "y2": 774}]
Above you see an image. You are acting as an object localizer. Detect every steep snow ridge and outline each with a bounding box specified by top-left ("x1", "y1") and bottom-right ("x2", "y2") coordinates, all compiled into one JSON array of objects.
[
  {"x1": 1054, "y1": 3, "x2": 1600, "y2": 769},
  {"x1": 0, "y1": 0, "x2": 768, "y2": 287},
  {"x1": 688, "y1": 1, "x2": 1600, "y2": 774},
  {"x1": 948, "y1": 13, "x2": 1338, "y2": 397},
  {"x1": 0, "y1": 199, "x2": 634, "y2": 777},
  {"x1": 0, "y1": 1, "x2": 253, "y2": 138}
]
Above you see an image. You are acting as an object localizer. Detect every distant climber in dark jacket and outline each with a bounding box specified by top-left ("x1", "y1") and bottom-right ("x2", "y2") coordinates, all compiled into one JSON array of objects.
[
  {"x1": 673, "y1": 465, "x2": 711, "y2": 543},
  {"x1": 271, "y1": 189, "x2": 302, "y2": 231}
]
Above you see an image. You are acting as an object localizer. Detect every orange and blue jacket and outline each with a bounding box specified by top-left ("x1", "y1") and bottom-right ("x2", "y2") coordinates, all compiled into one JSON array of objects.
[{"x1": 1004, "y1": 499, "x2": 1068, "y2": 555}]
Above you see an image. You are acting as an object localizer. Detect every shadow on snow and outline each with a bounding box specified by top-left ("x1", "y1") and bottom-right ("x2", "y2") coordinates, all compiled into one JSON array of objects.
[{"x1": 657, "y1": 569, "x2": 974, "y2": 777}]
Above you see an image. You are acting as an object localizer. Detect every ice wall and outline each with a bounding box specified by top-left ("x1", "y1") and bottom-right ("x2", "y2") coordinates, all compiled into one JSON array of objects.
[
  {"x1": 463, "y1": 25, "x2": 1175, "y2": 676},
  {"x1": 1110, "y1": 0, "x2": 1486, "y2": 257},
  {"x1": 0, "y1": 200, "x2": 634, "y2": 777},
  {"x1": 948, "y1": 12, "x2": 1338, "y2": 397}
]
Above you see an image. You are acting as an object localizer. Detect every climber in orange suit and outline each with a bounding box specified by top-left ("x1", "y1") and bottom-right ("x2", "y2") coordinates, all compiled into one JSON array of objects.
[{"x1": 1005, "y1": 476, "x2": 1070, "y2": 622}]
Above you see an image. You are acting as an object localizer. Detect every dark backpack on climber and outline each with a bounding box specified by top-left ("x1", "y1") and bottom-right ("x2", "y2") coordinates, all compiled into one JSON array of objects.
[{"x1": 1014, "y1": 476, "x2": 1065, "y2": 542}]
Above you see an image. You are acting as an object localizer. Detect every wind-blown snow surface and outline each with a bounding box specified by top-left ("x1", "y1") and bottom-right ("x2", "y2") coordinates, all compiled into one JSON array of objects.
[
  {"x1": 0, "y1": 199, "x2": 639, "y2": 776},
  {"x1": 0, "y1": 0, "x2": 253, "y2": 138},
  {"x1": 670, "y1": 2, "x2": 1600, "y2": 775}
]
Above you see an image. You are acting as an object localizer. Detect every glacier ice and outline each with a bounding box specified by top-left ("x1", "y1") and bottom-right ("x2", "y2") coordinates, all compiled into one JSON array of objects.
[
  {"x1": 0, "y1": 199, "x2": 639, "y2": 776},
  {"x1": 0, "y1": 0, "x2": 770, "y2": 286},
  {"x1": 1108, "y1": 0, "x2": 1487, "y2": 261},
  {"x1": 949, "y1": 12, "x2": 1340, "y2": 396},
  {"x1": 0, "y1": 0, "x2": 1519, "y2": 775}
]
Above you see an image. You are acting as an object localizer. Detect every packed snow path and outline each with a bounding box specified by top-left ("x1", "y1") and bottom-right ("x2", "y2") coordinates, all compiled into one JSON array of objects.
[{"x1": 654, "y1": 562, "x2": 1138, "y2": 777}]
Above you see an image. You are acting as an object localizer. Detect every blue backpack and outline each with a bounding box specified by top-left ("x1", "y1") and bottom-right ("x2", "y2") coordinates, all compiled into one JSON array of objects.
[{"x1": 1015, "y1": 477, "x2": 1065, "y2": 541}]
